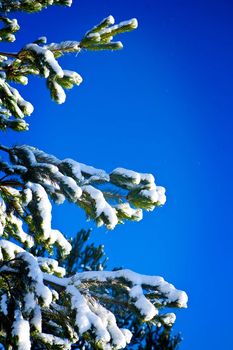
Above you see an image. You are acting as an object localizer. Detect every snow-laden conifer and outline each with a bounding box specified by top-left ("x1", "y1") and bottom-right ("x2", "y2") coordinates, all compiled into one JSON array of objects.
[{"x1": 0, "y1": 1, "x2": 187, "y2": 349}]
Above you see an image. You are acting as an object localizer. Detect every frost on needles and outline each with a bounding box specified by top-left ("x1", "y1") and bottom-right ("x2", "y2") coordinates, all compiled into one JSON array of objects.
[{"x1": 0, "y1": 1, "x2": 187, "y2": 349}]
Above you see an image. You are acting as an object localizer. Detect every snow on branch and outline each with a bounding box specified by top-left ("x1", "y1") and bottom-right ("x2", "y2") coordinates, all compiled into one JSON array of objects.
[
  {"x1": 0, "y1": 11, "x2": 138, "y2": 131},
  {"x1": 0, "y1": 177, "x2": 71, "y2": 256},
  {"x1": 0, "y1": 16, "x2": 19, "y2": 42},
  {"x1": 0, "y1": 0, "x2": 73, "y2": 13},
  {"x1": 0, "y1": 243, "x2": 187, "y2": 349},
  {"x1": 0, "y1": 144, "x2": 166, "y2": 255}
]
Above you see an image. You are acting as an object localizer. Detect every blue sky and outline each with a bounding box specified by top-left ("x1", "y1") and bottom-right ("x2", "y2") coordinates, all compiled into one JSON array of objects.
[{"x1": 3, "y1": 0, "x2": 233, "y2": 349}]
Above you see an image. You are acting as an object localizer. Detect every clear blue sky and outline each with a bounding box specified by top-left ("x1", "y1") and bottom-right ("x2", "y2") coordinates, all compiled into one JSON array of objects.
[{"x1": 3, "y1": 0, "x2": 233, "y2": 349}]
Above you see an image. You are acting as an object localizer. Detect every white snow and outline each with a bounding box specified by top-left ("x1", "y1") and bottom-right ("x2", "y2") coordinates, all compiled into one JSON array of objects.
[
  {"x1": 57, "y1": 174, "x2": 82, "y2": 201},
  {"x1": 161, "y1": 313, "x2": 176, "y2": 326},
  {"x1": 41, "y1": 266, "x2": 187, "y2": 349},
  {"x1": 66, "y1": 284, "x2": 130, "y2": 349},
  {"x1": 30, "y1": 305, "x2": 42, "y2": 332},
  {"x1": 87, "y1": 32, "x2": 101, "y2": 41},
  {"x1": 106, "y1": 15, "x2": 115, "y2": 25},
  {"x1": 22, "y1": 188, "x2": 33, "y2": 205},
  {"x1": 82, "y1": 185, "x2": 118, "y2": 229},
  {"x1": 26, "y1": 182, "x2": 71, "y2": 254},
  {"x1": 7, "y1": 213, "x2": 34, "y2": 248},
  {"x1": 18, "y1": 252, "x2": 53, "y2": 307},
  {"x1": 63, "y1": 70, "x2": 83, "y2": 85},
  {"x1": 79, "y1": 162, "x2": 109, "y2": 182},
  {"x1": 115, "y1": 203, "x2": 143, "y2": 221},
  {"x1": 60, "y1": 158, "x2": 82, "y2": 180},
  {"x1": 36, "y1": 333, "x2": 71, "y2": 349},
  {"x1": 12, "y1": 310, "x2": 31, "y2": 350},
  {"x1": 112, "y1": 168, "x2": 141, "y2": 184},
  {"x1": 8, "y1": 86, "x2": 34, "y2": 115},
  {"x1": 99, "y1": 18, "x2": 138, "y2": 39},
  {"x1": 26, "y1": 182, "x2": 52, "y2": 240},
  {"x1": 115, "y1": 18, "x2": 138, "y2": 29},
  {"x1": 53, "y1": 81, "x2": 66, "y2": 104},
  {"x1": 72, "y1": 269, "x2": 188, "y2": 309},
  {"x1": 24, "y1": 292, "x2": 36, "y2": 313},
  {"x1": 140, "y1": 173, "x2": 155, "y2": 184},
  {"x1": 120, "y1": 329, "x2": 132, "y2": 344},
  {"x1": 0, "y1": 294, "x2": 8, "y2": 315},
  {"x1": 0, "y1": 240, "x2": 24, "y2": 260},
  {"x1": 50, "y1": 229, "x2": 72, "y2": 254},
  {"x1": 156, "y1": 186, "x2": 167, "y2": 205},
  {"x1": 130, "y1": 285, "x2": 158, "y2": 320},
  {"x1": 140, "y1": 189, "x2": 159, "y2": 202},
  {"x1": 25, "y1": 44, "x2": 64, "y2": 78},
  {"x1": 45, "y1": 40, "x2": 80, "y2": 53},
  {"x1": 37, "y1": 257, "x2": 66, "y2": 277}
]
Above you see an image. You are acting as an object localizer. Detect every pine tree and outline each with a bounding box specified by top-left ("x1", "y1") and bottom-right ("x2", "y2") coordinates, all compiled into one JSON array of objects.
[
  {"x1": 0, "y1": 1, "x2": 188, "y2": 349},
  {"x1": 59, "y1": 230, "x2": 182, "y2": 350}
]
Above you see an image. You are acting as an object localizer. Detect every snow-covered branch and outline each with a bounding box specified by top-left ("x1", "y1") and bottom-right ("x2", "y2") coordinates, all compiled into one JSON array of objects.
[
  {"x1": 0, "y1": 242, "x2": 187, "y2": 349},
  {"x1": 0, "y1": 144, "x2": 166, "y2": 255},
  {"x1": 0, "y1": 11, "x2": 137, "y2": 131}
]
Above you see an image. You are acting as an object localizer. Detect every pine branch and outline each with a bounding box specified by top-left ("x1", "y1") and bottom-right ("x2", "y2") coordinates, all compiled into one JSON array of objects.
[
  {"x1": 0, "y1": 10, "x2": 138, "y2": 131},
  {"x1": 0, "y1": 143, "x2": 166, "y2": 257}
]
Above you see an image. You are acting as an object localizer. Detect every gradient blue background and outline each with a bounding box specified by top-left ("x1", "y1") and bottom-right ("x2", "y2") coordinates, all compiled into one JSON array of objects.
[{"x1": 3, "y1": 0, "x2": 233, "y2": 349}]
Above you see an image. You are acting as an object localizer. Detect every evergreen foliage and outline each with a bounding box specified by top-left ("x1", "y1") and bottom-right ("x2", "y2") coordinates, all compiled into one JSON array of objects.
[
  {"x1": 64, "y1": 230, "x2": 182, "y2": 350},
  {"x1": 0, "y1": 1, "x2": 187, "y2": 349},
  {"x1": 0, "y1": 4, "x2": 137, "y2": 131}
]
